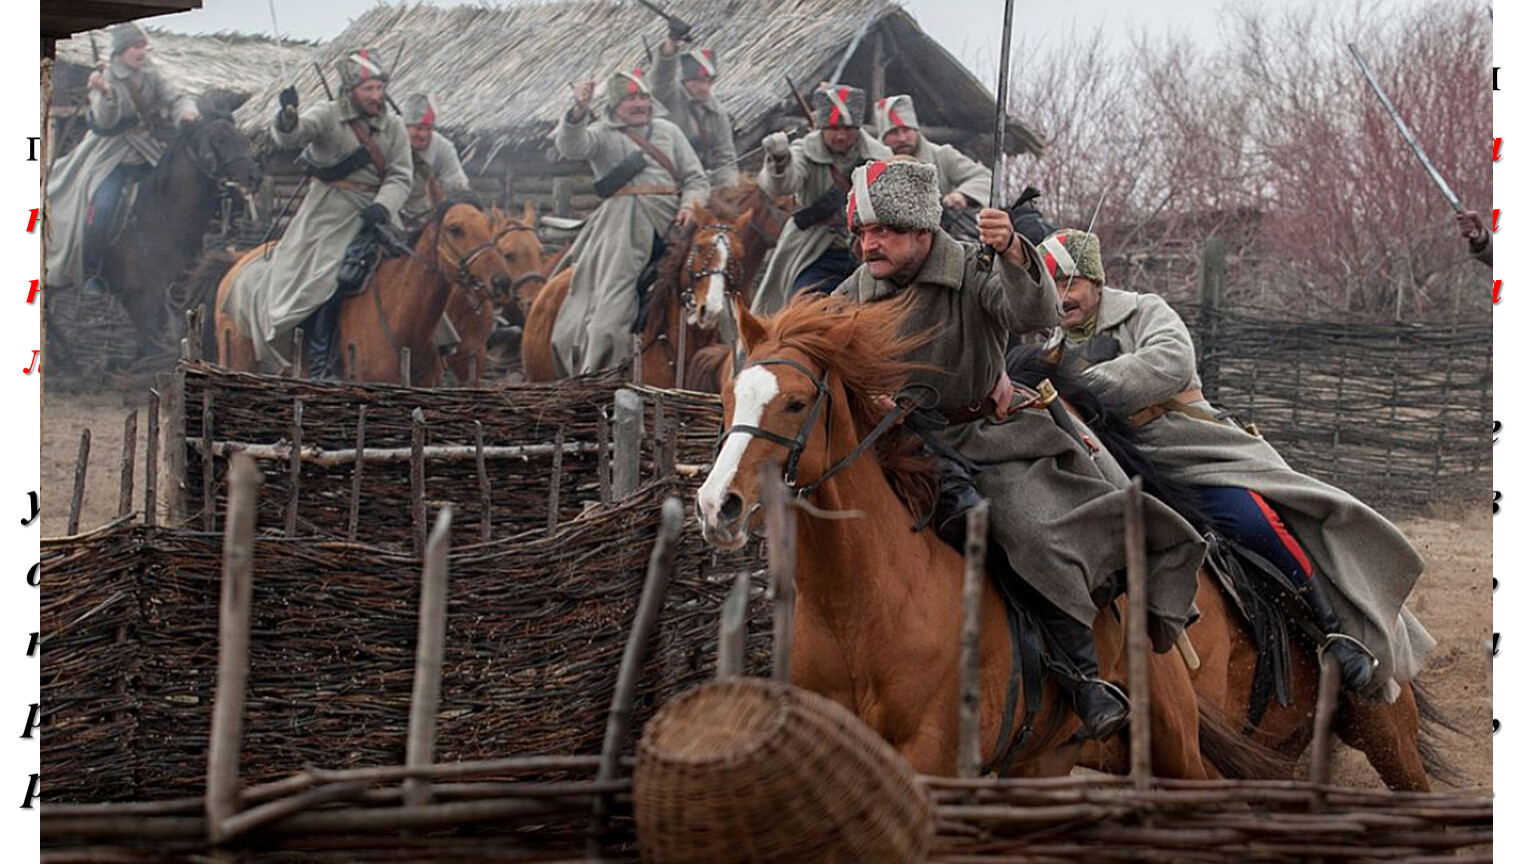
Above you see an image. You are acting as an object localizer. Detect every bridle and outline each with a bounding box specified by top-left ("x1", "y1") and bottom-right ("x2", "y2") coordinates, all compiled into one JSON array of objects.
[
  {"x1": 492, "y1": 220, "x2": 547, "y2": 296},
  {"x1": 368, "y1": 205, "x2": 505, "y2": 352},
  {"x1": 720, "y1": 355, "x2": 914, "y2": 498},
  {"x1": 682, "y1": 223, "x2": 745, "y2": 315}
]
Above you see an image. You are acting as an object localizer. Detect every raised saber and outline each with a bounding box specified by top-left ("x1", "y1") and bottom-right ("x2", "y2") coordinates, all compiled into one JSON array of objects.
[
  {"x1": 978, "y1": 0, "x2": 1017, "y2": 271},
  {"x1": 1346, "y1": 42, "x2": 1462, "y2": 212}
]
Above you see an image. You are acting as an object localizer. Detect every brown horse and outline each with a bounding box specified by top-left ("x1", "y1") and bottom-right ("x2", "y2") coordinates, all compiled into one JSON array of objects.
[
  {"x1": 695, "y1": 295, "x2": 1274, "y2": 779},
  {"x1": 1003, "y1": 345, "x2": 1454, "y2": 791},
  {"x1": 439, "y1": 202, "x2": 545, "y2": 384},
  {"x1": 213, "y1": 200, "x2": 514, "y2": 386},
  {"x1": 522, "y1": 182, "x2": 787, "y2": 388}
]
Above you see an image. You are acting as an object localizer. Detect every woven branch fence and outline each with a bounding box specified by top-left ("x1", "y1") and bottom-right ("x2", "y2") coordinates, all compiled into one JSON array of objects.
[{"x1": 43, "y1": 480, "x2": 769, "y2": 805}]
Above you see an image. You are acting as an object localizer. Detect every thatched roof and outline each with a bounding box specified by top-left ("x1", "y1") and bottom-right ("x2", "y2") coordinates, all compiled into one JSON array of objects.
[
  {"x1": 233, "y1": 0, "x2": 1041, "y2": 167},
  {"x1": 52, "y1": 27, "x2": 319, "y2": 106}
]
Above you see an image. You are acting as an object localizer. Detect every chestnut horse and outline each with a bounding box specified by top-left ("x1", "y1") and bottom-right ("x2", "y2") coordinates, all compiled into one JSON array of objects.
[
  {"x1": 522, "y1": 181, "x2": 787, "y2": 387},
  {"x1": 439, "y1": 202, "x2": 545, "y2": 384},
  {"x1": 213, "y1": 200, "x2": 514, "y2": 387},
  {"x1": 1005, "y1": 346, "x2": 1455, "y2": 791},
  {"x1": 696, "y1": 295, "x2": 1275, "y2": 779}
]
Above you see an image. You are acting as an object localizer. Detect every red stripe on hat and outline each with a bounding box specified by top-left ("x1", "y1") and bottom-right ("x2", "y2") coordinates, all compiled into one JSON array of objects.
[
  {"x1": 420, "y1": 103, "x2": 435, "y2": 126},
  {"x1": 888, "y1": 105, "x2": 901, "y2": 126},
  {"x1": 1247, "y1": 491, "x2": 1314, "y2": 578},
  {"x1": 847, "y1": 189, "x2": 857, "y2": 231},
  {"x1": 864, "y1": 160, "x2": 889, "y2": 187},
  {"x1": 1042, "y1": 250, "x2": 1058, "y2": 278}
]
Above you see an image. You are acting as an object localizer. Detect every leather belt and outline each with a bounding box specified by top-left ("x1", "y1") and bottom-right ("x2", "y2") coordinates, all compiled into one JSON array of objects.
[
  {"x1": 1126, "y1": 388, "x2": 1206, "y2": 427},
  {"x1": 322, "y1": 179, "x2": 380, "y2": 195},
  {"x1": 610, "y1": 185, "x2": 679, "y2": 197}
]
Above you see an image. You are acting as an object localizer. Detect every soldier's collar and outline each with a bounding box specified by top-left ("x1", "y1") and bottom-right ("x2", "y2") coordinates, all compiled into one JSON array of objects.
[{"x1": 1095, "y1": 285, "x2": 1137, "y2": 330}]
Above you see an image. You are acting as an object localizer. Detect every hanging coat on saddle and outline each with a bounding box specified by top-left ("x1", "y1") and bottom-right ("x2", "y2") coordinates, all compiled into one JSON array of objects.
[
  {"x1": 652, "y1": 46, "x2": 739, "y2": 187},
  {"x1": 45, "y1": 56, "x2": 197, "y2": 289},
  {"x1": 832, "y1": 234, "x2": 1207, "y2": 650},
  {"x1": 754, "y1": 130, "x2": 892, "y2": 315},
  {"x1": 551, "y1": 112, "x2": 708, "y2": 377},
  {"x1": 221, "y1": 99, "x2": 412, "y2": 371},
  {"x1": 1048, "y1": 285, "x2": 1434, "y2": 700}
]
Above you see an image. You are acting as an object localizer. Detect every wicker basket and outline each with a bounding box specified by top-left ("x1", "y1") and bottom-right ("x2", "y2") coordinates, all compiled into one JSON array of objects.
[{"x1": 634, "y1": 678, "x2": 933, "y2": 864}]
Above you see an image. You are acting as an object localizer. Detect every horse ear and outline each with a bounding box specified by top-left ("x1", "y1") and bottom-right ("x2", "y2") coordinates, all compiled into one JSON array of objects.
[
  {"x1": 732, "y1": 208, "x2": 754, "y2": 235},
  {"x1": 490, "y1": 204, "x2": 506, "y2": 223},
  {"x1": 734, "y1": 293, "x2": 766, "y2": 353},
  {"x1": 521, "y1": 200, "x2": 537, "y2": 226}
]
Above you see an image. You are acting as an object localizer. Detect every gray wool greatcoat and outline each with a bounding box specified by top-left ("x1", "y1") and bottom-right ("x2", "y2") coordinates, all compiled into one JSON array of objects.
[
  {"x1": 833, "y1": 233, "x2": 1207, "y2": 648},
  {"x1": 552, "y1": 111, "x2": 709, "y2": 377},
  {"x1": 45, "y1": 56, "x2": 198, "y2": 288},
  {"x1": 754, "y1": 129, "x2": 893, "y2": 316},
  {"x1": 401, "y1": 132, "x2": 470, "y2": 226},
  {"x1": 652, "y1": 47, "x2": 739, "y2": 187},
  {"x1": 222, "y1": 97, "x2": 413, "y2": 371},
  {"x1": 1048, "y1": 286, "x2": 1434, "y2": 700},
  {"x1": 912, "y1": 136, "x2": 991, "y2": 205}
]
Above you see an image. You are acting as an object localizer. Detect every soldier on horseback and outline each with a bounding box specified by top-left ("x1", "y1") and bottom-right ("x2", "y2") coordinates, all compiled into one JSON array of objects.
[
  {"x1": 873, "y1": 94, "x2": 990, "y2": 234},
  {"x1": 1036, "y1": 228, "x2": 1435, "y2": 699},
  {"x1": 652, "y1": 33, "x2": 739, "y2": 186},
  {"x1": 246, "y1": 48, "x2": 412, "y2": 378},
  {"x1": 400, "y1": 93, "x2": 470, "y2": 227},
  {"x1": 550, "y1": 68, "x2": 709, "y2": 377},
  {"x1": 829, "y1": 161, "x2": 1207, "y2": 738},
  {"x1": 45, "y1": 22, "x2": 201, "y2": 297},
  {"x1": 752, "y1": 85, "x2": 893, "y2": 315}
]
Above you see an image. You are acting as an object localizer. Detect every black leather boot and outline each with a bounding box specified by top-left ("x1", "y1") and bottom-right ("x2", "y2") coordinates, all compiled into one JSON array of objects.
[
  {"x1": 301, "y1": 293, "x2": 342, "y2": 380},
  {"x1": 933, "y1": 453, "x2": 986, "y2": 550},
  {"x1": 1037, "y1": 605, "x2": 1130, "y2": 739},
  {"x1": 1300, "y1": 578, "x2": 1376, "y2": 691}
]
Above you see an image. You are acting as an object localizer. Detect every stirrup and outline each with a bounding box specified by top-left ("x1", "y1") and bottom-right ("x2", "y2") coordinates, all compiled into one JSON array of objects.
[{"x1": 1321, "y1": 632, "x2": 1378, "y2": 668}]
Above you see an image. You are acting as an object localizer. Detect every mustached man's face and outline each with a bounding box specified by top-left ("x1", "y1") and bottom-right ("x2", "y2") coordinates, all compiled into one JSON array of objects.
[
  {"x1": 821, "y1": 126, "x2": 858, "y2": 154},
  {"x1": 351, "y1": 80, "x2": 387, "y2": 117},
  {"x1": 407, "y1": 124, "x2": 434, "y2": 151},
  {"x1": 614, "y1": 92, "x2": 652, "y2": 126},
  {"x1": 883, "y1": 126, "x2": 921, "y2": 155},
  {"x1": 857, "y1": 224, "x2": 933, "y2": 283},
  {"x1": 1057, "y1": 275, "x2": 1103, "y2": 329}
]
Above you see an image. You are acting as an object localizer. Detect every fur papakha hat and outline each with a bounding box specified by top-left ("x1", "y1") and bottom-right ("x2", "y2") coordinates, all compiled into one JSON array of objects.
[
  {"x1": 402, "y1": 93, "x2": 438, "y2": 127},
  {"x1": 812, "y1": 85, "x2": 867, "y2": 129},
  {"x1": 337, "y1": 48, "x2": 390, "y2": 90},
  {"x1": 874, "y1": 94, "x2": 920, "y2": 139},
  {"x1": 680, "y1": 47, "x2": 719, "y2": 81},
  {"x1": 846, "y1": 160, "x2": 943, "y2": 234},
  {"x1": 607, "y1": 68, "x2": 651, "y2": 106},
  {"x1": 1038, "y1": 228, "x2": 1105, "y2": 284},
  {"x1": 110, "y1": 22, "x2": 148, "y2": 57}
]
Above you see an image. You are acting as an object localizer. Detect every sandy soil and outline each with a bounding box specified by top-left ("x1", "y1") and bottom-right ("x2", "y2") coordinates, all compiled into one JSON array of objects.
[{"x1": 40, "y1": 388, "x2": 1492, "y2": 792}]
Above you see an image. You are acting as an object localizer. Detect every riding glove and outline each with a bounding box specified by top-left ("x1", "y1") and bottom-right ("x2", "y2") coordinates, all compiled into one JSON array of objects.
[{"x1": 359, "y1": 203, "x2": 391, "y2": 228}]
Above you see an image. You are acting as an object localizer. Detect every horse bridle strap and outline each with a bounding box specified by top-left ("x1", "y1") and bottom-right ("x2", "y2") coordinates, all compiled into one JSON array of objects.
[{"x1": 492, "y1": 222, "x2": 547, "y2": 292}]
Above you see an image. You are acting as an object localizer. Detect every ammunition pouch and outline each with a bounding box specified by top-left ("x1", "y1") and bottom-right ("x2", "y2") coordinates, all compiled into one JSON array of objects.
[
  {"x1": 592, "y1": 151, "x2": 649, "y2": 199},
  {"x1": 792, "y1": 186, "x2": 848, "y2": 230},
  {"x1": 307, "y1": 146, "x2": 375, "y2": 183}
]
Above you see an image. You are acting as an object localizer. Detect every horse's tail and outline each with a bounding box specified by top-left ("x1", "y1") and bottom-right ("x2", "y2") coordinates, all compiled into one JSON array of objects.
[
  {"x1": 1410, "y1": 679, "x2": 1468, "y2": 786},
  {"x1": 1006, "y1": 344, "x2": 1211, "y2": 532},
  {"x1": 1196, "y1": 693, "x2": 1291, "y2": 780},
  {"x1": 686, "y1": 343, "x2": 732, "y2": 393},
  {"x1": 183, "y1": 250, "x2": 240, "y2": 360}
]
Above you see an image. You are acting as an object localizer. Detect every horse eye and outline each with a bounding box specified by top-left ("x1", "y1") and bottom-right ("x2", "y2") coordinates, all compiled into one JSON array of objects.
[
  {"x1": 785, "y1": 399, "x2": 807, "y2": 414},
  {"x1": 448, "y1": 224, "x2": 465, "y2": 237}
]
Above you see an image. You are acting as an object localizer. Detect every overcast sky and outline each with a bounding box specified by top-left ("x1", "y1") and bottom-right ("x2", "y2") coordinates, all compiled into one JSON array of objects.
[{"x1": 148, "y1": 0, "x2": 1446, "y2": 82}]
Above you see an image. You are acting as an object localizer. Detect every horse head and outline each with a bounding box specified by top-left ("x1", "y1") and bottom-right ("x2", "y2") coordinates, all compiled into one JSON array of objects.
[
  {"x1": 684, "y1": 202, "x2": 753, "y2": 330},
  {"x1": 489, "y1": 201, "x2": 545, "y2": 326},
  {"x1": 179, "y1": 108, "x2": 262, "y2": 204},
  {"x1": 423, "y1": 199, "x2": 516, "y2": 307},
  {"x1": 696, "y1": 294, "x2": 930, "y2": 549}
]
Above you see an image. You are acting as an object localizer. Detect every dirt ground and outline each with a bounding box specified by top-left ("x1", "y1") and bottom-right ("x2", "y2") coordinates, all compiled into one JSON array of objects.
[{"x1": 40, "y1": 387, "x2": 1492, "y2": 793}]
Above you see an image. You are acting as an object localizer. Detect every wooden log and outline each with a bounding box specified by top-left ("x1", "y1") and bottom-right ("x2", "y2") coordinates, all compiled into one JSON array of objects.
[
  {"x1": 547, "y1": 425, "x2": 565, "y2": 531},
  {"x1": 117, "y1": 410, "x2": 137, "y2": 519},
  {"x1": 1309, "y1": 652, "x2": 1341, "y2": 813},
  {"x1": 1124, "y1": 477, "x2": 1152, "y2": 791},
  {"x1": 284, "y1": 399, "x2": 303, "y2": 537},
  {"x1": 400, "y1": 346, "x2": 412, "y2": 387},
  {"x1": 475, "y1": 420, "x2": 491, "y2": 543},
  {"x1": 201, "y1": 389, "x2": 215, "y2": 532},
  {"x1": 717, "y1": 570, "x2": 751, "y2": 678},
  {"x1": 958, "y1": 500, "x2": 990, "y2": 779},
  {"x1": 145, "y1": 388, "x2": 160, "y2": 527},
  {"x1": 612, "y1": 389, "x2": 643, "y2": 500},
  {"x1": 597, "y1": 406, "x2": 611, "y2": 505},
  {"x1": 762, "y1": 461, "x2": 796, "y2": 683},
  {"x1": 590, "y1": 496, "x2": 683, "y2": 852},
  {"x1": 67, "y1": 428, "x2": 90, "y2": 535},
  {"x1": 405, "y1": 505, "x2": 454, "y2": 809},
  {"x1": 411, "y1": 407, "x2": 427, "y2": 558},
  {"x1": 347, "y1": 405, "x2": 365, "y2": 542},
  {"x1": 206, "y1": 454, "x2": 261, "y2": 845},
  {"x1": 191, "y1": 438, "x2": 605, "y2": 467}
]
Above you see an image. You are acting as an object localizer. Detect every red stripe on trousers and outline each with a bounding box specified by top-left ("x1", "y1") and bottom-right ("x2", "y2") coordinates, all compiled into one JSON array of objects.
[{"x1": 1247, "y1": 490, "x2": 1313, "y2": 578}]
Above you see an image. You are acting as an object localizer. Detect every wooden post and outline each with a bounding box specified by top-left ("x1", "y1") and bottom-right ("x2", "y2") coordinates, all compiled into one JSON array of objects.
[
  {"x1": 411, "y1": 408, "x2": 427, "y2": 558},
  {"x1": 717, "y1": 570, "x2": 751, "y2": 679},
  {"x1": 1124, "y1": 478, "x2": 1152, "y2": 791},
  {"x1": 185, "y1": 308, "x2": 202, "y2": 362},
  {"x1": 290, "y1": 328, "x2": 304, "y2": 379},
  {"x1": 284, "y1": 399, "x2": 303, "y2": 537},
  {"x1": 957, "y1": 500, "x2": 990, "y2": 779},
  {"x1": 347, "y1": 406, "x2": 366, "y2": 543},
  {"x1": 1308, "y1": 653, "x2": 1341, "y2": 813},
  {"x1": 552, "y1": 176, "x2": 574, "y2": 218},
  {"x1": 613, "y1": 390, "x2": 643, "y2": 500},
  {"x1": 400, "y1": 347, "x2": 413, "y2": 387},
  {"x1": 547, "y1": 426, "x2": 565, "y2": 531},
  {"x1": 631, "y1": 334, "x2": 643, "y2": 385},
  {"x1": 346, "y1": 342, "x2": 357, "y2": 382},
  {"x1": 596, "y1": 407, "x2": 611, "y2": 505},
  {"x1": 145, "y1": 389, "x2": 160, "y2": 527},
  {"x1": 673, "y1": 312, "x2": 688, "y2": 391},
  {"x1": 762, "y1": 462, "x2": 796, "y2": 683},
  {"x1": 467, "y1": 353, "x2": 479, "y2": 388},
  {"x1": 404, "y1": 505, "x2": 453, "y2": 809},
  {"x1": 67, "y1": 428, "x2": 91, "y2": 535},
  {"x1": 1197, "y1": 238, "x2": 1225, "y2": 400},
  {"x1": 163, "y1": 369, "x2": 187, "y2": 524},
  {"x1": 202, "y1": 390, "x2": 215, "y2": 532},
  {"x1": 475, "y1": 421, "x2": 491, "y2": 543},
  {"x1": 117, "y1": 410, "x2": 137, "y2": 519},
  {"x1": 589, "y1": 496, "x2": 683, "y2": 853},
  {"x1": 206, "y1": 453, "x2": 261, "y2": 845},
  {"x1": 652, "y1": 396, "x2": 668, "y2": 480}
]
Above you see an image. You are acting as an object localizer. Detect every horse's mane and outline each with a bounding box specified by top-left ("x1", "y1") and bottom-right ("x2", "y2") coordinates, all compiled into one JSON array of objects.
[
  {"x1": 759, "y1": 293, "x2": 940, "y2": 519},
  {"x1": 705, "y1": 178, "x2": 761, "y2": 220},
  {"x1": 639, "y1": 220, "x2": 700, "y2": 342}
]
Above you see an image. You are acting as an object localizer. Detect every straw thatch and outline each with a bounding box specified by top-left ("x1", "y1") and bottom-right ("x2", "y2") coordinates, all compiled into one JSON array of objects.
[
  {"x1": 52, "y1": 27, "x2": 319, "y2": 107},
  {"x1": 232, "y1": 0, "x2": 1041, "y2": 170}
]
